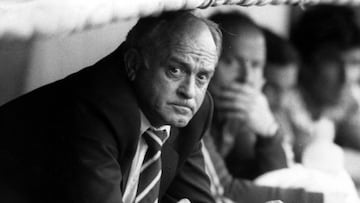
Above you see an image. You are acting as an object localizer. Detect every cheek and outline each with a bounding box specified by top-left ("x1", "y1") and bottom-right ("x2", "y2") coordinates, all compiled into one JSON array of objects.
[
  {"x1": 153, "y1": 81, "x2": 174, "y2": 103},
  {"x1": 154, "y1": 79, "x2": 184, "y2": 111},
  {"x1": 253, "y1": 69, "x2": 265, "y2": 87},
  {"x1": 214, "y1": 62, "x2": 238, "y2": 85},
  {"x1": 316, "y1": 63, "x2": 341, "y2": 85},
  {"x1": 144, "y1": 74, "x2": 172, "y2": 105},
  {"x1": 265, "y1": 87, "x2": 278, "y2": 104},
  {"x1": 194, "y1": 87, "x2": 207, "y2": 110}
]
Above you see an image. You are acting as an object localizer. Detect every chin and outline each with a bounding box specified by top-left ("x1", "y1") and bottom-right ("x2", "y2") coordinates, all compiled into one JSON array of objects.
[
  {"x1": 167, "y1": 116, "x2": 191, "y2": 127},
  {"x1": 173, "y1": 120, "x2": 189, "y2": 127}
]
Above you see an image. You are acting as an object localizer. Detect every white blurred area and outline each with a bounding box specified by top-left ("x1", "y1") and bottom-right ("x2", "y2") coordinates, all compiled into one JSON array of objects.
[
  {"x1": 0, "y1": 5, "x2": 290, "y2": 105},
  {"x1": 0, "y1": 19, "x2": 136, "y2": 105},
  {"x1": 24, "y1": 20, "x2": 137, "y2": 93}
]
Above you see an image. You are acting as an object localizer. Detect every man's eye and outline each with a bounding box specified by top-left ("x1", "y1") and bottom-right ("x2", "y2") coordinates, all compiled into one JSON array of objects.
[
  {"x1": 252, "y1": 61, "x2": 264, "y2": 69},
  {"x1": 198, "y1": 74, "x2": 207, "y2": 81},
  {"x1": 168, "y1": 67, "x2": 183, "y2": 76},
  {"x1": 197, "y1": 73, "x2": 210, "y2": 84}
]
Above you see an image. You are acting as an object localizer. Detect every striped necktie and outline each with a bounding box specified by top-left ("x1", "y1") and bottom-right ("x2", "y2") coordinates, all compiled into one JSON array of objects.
[{"x1": 135, "y1": 128, "x2": 168, "y2": 203}]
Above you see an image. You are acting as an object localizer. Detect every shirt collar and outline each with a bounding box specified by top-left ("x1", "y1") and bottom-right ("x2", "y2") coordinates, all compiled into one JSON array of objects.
[{"x1": 139, "y1": 110, "x2": 171, "y2": 142}]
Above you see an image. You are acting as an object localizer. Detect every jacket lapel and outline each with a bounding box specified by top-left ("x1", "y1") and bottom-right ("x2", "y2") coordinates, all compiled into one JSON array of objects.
[{"x1": 69, "y1": 43, "x2": 142, "y2": 192}]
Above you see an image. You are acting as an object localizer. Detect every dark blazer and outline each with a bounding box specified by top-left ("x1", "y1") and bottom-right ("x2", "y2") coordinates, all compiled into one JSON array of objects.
[{"x1": 0, "y1": 44, "x2": 215, "y2": 203}]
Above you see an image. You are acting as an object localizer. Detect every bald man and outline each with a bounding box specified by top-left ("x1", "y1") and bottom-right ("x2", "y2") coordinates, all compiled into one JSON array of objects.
[
  {"x1": 0, "y1": 11, "x2": 222, "y2": 203},
  {"x1": 208, "y1": 12, "x2": 287, "y2": 180}
]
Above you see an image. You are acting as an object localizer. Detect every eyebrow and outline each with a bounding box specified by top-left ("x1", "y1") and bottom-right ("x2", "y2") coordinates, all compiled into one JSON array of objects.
[
  {"x1": 168, "y1": 55, "x2": 215, "y2": 74},
  {"x1": 166, "y1": 55, "x2": 193, "y2": 73},
  {"x1": 168, "y1": 56, "x2": 189, "y2": 67},
  {"x1": 199, "y1": 69, "x2": 215, "y2": 78}
]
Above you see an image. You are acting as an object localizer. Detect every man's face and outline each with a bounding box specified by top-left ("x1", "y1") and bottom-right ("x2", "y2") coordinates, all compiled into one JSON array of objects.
[
  {"x1": 133, "y1": 23, "x2": 218, "y2": 127},
  {"x1": 264, "y1": 64, "x2": 298, "y2": 111},
  {"x1": 210, "y1": 30, "x2": 266, "y2": 91},
  {"x1": 311, "y1": 47, "x2": 360, "y2": 106}
]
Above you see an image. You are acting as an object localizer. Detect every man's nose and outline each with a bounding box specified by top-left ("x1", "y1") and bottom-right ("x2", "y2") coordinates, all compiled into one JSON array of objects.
[
  {"x1": 236, "y1": 60, "x2": 252, "y2": 84},
  {"x1": 178, "y1": 76, "x2": 196, "y2": 99}
]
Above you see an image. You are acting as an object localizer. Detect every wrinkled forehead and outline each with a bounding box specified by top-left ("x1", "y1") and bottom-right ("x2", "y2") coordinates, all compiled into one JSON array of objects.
[
  {"x1": 151, "y1": 18, "x2": 218, "y2": 63},
  {"x1": 168, "y1": 17, "x2": 216, "y2": 50}
]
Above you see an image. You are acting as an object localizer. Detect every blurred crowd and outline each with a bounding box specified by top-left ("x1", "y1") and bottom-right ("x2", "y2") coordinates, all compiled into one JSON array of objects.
[{"x1": 202, "y1": 5, "x2": 360, "y2": 203}]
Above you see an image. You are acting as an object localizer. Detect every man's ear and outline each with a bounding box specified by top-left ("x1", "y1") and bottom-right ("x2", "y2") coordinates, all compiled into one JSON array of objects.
[{"x1": 124, "y1": 48, "x2": 141, "y2": 81}]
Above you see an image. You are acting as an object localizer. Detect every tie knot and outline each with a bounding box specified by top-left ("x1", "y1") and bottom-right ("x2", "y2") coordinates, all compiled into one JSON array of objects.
[{"x1": 143, "y1": 128, "x2": 168, "y2": 152}]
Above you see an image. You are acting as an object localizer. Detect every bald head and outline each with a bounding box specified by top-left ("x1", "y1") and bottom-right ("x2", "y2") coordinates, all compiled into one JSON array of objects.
[
  {"x1": 126, "y1": 11, "x2": 222, "y2": 61},
  {"x1": 210, "y1": 12, "x2": 263, "y2": 55}
]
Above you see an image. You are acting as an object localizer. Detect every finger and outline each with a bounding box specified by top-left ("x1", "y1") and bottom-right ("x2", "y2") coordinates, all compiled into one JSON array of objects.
[
  {"x1": 222, "y1": 86, "x2": 264, "y2": 102},
  {"x1": 223, "y1": 111, "x2": 248, "y2": 121},
  {"x1": 215, "y1": 99, "x2": 252, "y2": 112},
  {"x1": 212, "y1": 82, "x2": 262, "y2": 100},
  {"x1": 214, "y1": 97, "x2": 252, "y2": 110},
  {"x1": 215, "y1": 91, "x2": 254, "y2": 105},
  {"x1": 225, "y1": 83, "x2": 257, "y2": 95}
]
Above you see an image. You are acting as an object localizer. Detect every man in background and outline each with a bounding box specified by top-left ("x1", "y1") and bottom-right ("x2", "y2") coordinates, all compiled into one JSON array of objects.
[
  {"x1": 291, "y1": 5, "x2": 360, "y2": 187},
  {"x1": 262, "y1": 28, "x2": 300, "y2": 164},
  {"x1": 202, "y1": 11, "x2": 358, "y2": 203},
  {"x1": 208, "y1": 11, "x2": 287, "y2": 180}
]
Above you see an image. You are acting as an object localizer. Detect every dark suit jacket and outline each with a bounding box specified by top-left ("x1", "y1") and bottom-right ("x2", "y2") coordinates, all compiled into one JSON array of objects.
[{"x1": 0, "y1": 44, "x2": 215, "y2": 203}]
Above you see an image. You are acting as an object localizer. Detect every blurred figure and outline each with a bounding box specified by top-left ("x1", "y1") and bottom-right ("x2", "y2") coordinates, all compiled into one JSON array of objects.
[
  {"x1": 263, "y1": 28, "x2": 299, "y2": 114},
  {"x1": 200, "y1": 11, "x2": 357, "y2": 203},
  {"x1": 290, "y1": 5, "x2": 360, "y2": 182},
  {"x1": 262, "y1": 27, "x2": 348, "y2": 178},
  {"x1": 208, "y1": 11, "x2": 287, "y2": 180},
  {"x1": 262, "y1": 28, "x2": 300, "y2": 165}
]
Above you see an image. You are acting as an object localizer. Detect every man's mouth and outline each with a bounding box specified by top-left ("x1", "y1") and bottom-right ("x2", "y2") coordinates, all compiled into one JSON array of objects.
[{"x1": 171, "y1": 103, "x2": 193, "y2": 114}]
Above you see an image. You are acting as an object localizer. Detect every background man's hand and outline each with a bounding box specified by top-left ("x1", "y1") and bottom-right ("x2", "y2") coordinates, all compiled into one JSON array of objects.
[{"x1": 213, "y1": 83, "x2": 278, "y2": 137}]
